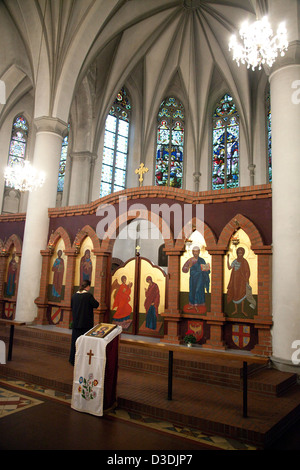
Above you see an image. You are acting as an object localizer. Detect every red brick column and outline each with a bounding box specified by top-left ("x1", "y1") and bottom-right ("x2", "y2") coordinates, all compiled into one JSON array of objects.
[
  {"x1": 93, "y1": 249, "x2": 112, "y2": 325},
  {"x1": 251, "y1": 247, "x2": 273, "y2": 356},
  {"x1": 35, "y1": 249, "x2": 53, "y2": 324},
  {"x1": 0, "y1": 253, "x2": 9, "y2": 299},
  {"x1": 203, "y1": 249, "x2": 226, "y2": 350},
  {"x1": 58, "y1": 250, "x2": 77, "y2": 328},
  {"x1": 161, "y1": 247, "x2": 184, "y2": 344},
  {"x1": 0, "y1": 253, "x2": 9, "y2": 318}
]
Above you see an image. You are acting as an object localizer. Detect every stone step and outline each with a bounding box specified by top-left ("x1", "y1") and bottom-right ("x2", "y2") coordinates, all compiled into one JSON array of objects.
[
  {"x1": 0, "y1": 327, "x2": 300, "y2": 446},
  {"x1": 0, "y1": 324, "x2": 297, "y2": 397}
]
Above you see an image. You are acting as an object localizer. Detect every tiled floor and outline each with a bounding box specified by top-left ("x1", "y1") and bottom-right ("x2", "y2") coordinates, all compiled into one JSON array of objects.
[
  {"x1": 1, "y1": 325, "x2": 300, "y2": 451},
  {"x1": 0, "y1": 377, "x2": 253, "y2": 451}
]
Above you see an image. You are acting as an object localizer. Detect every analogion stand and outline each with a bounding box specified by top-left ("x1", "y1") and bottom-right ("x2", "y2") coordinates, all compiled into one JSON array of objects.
[{"x1": 71, "y1": 324, "x2": 122, "y2": 416}]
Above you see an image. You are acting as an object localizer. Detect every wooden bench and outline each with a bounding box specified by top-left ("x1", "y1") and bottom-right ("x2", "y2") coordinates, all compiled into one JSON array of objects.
[
  {"x1": 0, "y1": 319, "x2": 26, "y2": 361},
  {"x1": 121, "y1": 338, "x2": 269, "y2": 418}
]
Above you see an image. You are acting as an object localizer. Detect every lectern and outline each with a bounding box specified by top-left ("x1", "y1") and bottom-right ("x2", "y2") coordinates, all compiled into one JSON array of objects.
[{"x1": 71, "y1": 324, "x2": 122, "y2": 416}]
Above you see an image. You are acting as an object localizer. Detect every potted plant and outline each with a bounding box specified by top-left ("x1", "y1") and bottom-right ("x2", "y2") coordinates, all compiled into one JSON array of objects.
[{"x1": 184, "y1": 330, "x2": 197, "y2": 347}]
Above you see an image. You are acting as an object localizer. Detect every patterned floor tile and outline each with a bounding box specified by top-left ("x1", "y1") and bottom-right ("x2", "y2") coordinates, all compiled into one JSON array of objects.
[
  {"x1": 0, "y1": 387, "x2": 43, "y2": 418},
  {"x1": 0, "y1": 376, "x2": 256, "y2": 450}
]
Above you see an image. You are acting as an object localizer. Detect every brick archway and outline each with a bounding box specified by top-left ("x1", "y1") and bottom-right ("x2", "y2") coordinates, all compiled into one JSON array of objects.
[
  {"x1": 174, "y1": 218, "x2": 217, "y2": 251},
  {"x1": 72, "y1": 225, "x2": 101, "y2": 251},
  {"x1": 4, "y1": 234, "x2": 22, "y2": 256},
  {"x1": 100, "y1": 208, "x2": 175, "y2": 253},
  {"x1": 218, "y1": 214, "x2": 264, "y2": 249},
  {"x1": 48, "y1": 226, "x2": 72, "y2": 251}
]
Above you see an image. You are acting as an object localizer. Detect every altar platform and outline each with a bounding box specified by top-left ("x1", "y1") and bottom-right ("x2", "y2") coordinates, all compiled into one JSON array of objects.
[{"x1": 0, "y1": 323, "x2": 300, "y2": 449}]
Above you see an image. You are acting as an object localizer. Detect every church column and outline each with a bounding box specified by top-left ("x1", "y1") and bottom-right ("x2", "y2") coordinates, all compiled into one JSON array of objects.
[
  {"x1": 270, "y1": 63, "x2": 300, "y2": 367},
  {"x1": 15, "y1": 117, "x2": 67, "y2": 323},
  {"x1": 0, "y1": 251, "x2": 9, "y2": 317},
  {"x1": 68, "y1": 151, "x2": 94, "y2": 205},
  {"x1": 59, "y1": 249, "x2": 77, "y2": 328},
  {"x1": 203, "y1": 249, "x2": 226, "y2": 350},
  {"x1": 161, "y1": 247, "x2": 184, "y2": 344},
  {"x1": 193, "y1": 172, "x2": 201, "y2": 192},
  {"x1": 35, "y1": 248, "x2": 53, "y2": 324},
  {"x1": 0, "y1": 251, "x2": 9, "y2": 298},
  {"x1": 251, "y1": 247, "x2": 273, "y2": 356},
  {"x1": 93, "y1": 249, "x2": 112, "y2": 325}
]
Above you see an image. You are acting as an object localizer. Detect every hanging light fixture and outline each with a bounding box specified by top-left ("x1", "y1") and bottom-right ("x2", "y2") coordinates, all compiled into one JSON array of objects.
[
  {"x1": 229, "y1": 16, "x2": 288, "y2": 71},
  {"x1": 4, "y1": 160, "x2": 45, "y2": 192},
  {"x1": 3, "y1": 1, "x2": 48, "y2": 192}
]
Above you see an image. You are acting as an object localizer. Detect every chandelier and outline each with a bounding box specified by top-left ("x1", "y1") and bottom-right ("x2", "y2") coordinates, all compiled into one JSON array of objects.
[
  {"x1": 229, "y1": 16, "x2": 288, "y2": 71},
  {"x1": 4, "y1": 160, "x2": 46, "y2": 192}
]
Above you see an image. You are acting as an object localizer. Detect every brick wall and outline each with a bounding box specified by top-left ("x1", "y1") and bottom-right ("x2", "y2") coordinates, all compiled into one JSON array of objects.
[{"x1": 0, "y1": 184, "x2": 272, "y2": 356}]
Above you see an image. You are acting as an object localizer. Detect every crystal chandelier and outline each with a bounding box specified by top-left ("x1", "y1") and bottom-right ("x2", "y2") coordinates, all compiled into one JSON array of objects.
[
  {"x1": 229, "y1": 16, "x2": 288, "y2": 71},
  {"x1": 4, "y1": 160, "x2": 46, "y2": 192}
]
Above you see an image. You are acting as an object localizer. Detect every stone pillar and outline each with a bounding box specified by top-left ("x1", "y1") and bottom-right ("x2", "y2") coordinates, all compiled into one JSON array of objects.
[
  {"x1": 15, "y1": 117, "x2": 67, "y2": 323},
  {"x1": 270, "y1": 63, "x2": 300, "y2": 366},
  {"x1": 248, "y1": 163, "x2": 256, "y2": 186},
  {"x1": 68, "y1": 151, "x2": 94, "y2": 205},
  {"x1": 193, "y1": 172, "x2": 201, "y2": 192}
]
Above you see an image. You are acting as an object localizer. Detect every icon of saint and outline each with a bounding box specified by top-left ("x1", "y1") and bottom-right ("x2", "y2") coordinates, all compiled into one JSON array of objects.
[
  {"x1": 111, "y1": 276, "x2": 132, "y2": 322},
  {"x1": 144, "y1": 276, "x2": 160, "y2": 330},
  {"x1": 6, "y1": 252, "x2": 18, "y2": 297},
  {"x1": 182, "y1": 246, "x2": 210, "y2": 313},
  {"x1": 52, "y1": 250, "x2": 64, "y2": 298},
  {"x1": 227, "y1": 246, "x2": 255, "y2": 315},
  {"x1": 80, "y1": 249, "x2": 93, "y2": 285}
]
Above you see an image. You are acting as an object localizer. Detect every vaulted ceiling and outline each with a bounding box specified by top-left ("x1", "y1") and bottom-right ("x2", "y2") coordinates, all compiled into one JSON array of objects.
[{"x1": 0, "y1": 0, "x2": 265, "y2": 119}]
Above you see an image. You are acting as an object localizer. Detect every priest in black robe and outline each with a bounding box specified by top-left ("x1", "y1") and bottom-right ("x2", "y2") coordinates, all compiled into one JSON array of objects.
[{"x1": 69, "y1": 280, "x2": 99, "y2": 365}]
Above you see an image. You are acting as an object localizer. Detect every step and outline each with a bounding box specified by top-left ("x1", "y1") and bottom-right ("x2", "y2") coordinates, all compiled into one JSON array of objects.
[
  {"x1": 0, "y1": 324, "x2": 297, "y2": 398},
  {"x1": 1, "y1": 329, "x2": 300, "y2": 448}
]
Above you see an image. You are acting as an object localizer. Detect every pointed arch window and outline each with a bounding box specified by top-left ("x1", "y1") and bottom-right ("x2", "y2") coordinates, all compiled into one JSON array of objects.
[
  {"x1": 266, "y1": 91, "x2": 272, "y2": 182},
  {"x1": 155, "y1": 97, "x2": 184, "y2": 188},
  {"x1": 100, "y1": 87, "x2": 131, "y2": 197},
  {"x1": 57, "y1": 125, "x2": 69, "y2": 192},
  {"x1": 212, "y1": 94, "x2": 239, "y2": 190},
  {"x1": 7, "y1": 115, "x2": 28, "y2": 170}
]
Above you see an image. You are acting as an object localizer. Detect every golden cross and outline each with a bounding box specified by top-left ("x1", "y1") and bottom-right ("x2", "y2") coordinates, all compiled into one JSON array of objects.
[
  {"x1": 135, "y1": 163, "x2": 148, "y2": 187},
  {"x1": 87, "y1": 349, "x2": 94, "y2": 365}
]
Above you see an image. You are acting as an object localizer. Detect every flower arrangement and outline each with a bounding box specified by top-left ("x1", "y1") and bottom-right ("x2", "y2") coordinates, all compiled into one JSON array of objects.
[{"x1": 184, "y1": 330, "x2": 197, "y2": 346}]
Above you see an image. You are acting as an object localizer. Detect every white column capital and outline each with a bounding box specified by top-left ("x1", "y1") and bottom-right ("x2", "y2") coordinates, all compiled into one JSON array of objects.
[{"x1": 34, "y1": 116, "x2": 68, "y2": 138}]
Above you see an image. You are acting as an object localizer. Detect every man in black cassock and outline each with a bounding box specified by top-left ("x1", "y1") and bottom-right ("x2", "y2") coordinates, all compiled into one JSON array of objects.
[{"x1": 69, "y1": 280, "x2": 99, "y2": 365}]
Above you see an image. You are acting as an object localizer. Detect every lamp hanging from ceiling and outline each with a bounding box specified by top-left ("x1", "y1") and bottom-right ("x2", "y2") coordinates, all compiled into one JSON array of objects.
[
  {"x1": 229, "y1": 16, "x2": 288, "y2": 71},
  {"x1": 4, "y1": 160, "x2": 45, "y2": 192},
  {"x1": 3, "y1": 0, "x2": 48, "y2": 192}
]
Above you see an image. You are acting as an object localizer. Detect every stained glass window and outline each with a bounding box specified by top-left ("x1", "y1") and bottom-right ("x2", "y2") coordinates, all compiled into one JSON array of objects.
[
  {"x1": 7, "y1": 115, "x2": 28, "y2": 168},
  {"x1": 57, "y1": 126, "x2": 69, "y2": 192},
  {"x1": 266, "y1": 91, "x2": 272, "y2": 182},
  {"x1": 155, "y1": 97, "x2": 184, "y2": 188},
  {"x1": 212, "y1": 94, "x2": 239, "y2": 190},
  {"x1": 100, "y1": 87, "x2": 131, "y2": 197}
]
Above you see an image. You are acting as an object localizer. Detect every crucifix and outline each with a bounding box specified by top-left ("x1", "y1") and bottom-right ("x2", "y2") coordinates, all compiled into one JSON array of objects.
[
  {"x1": 87, "y1": 349, "x2": 94, "y2": 365},
  {"x1": 135, "y1": 162, "x2": 148, "y2": 187}
]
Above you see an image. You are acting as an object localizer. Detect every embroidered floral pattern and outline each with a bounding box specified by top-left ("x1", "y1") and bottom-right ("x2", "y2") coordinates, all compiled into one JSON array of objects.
[{"x1": 78, "y1": 374, "x2": 98, "y2": 400}]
